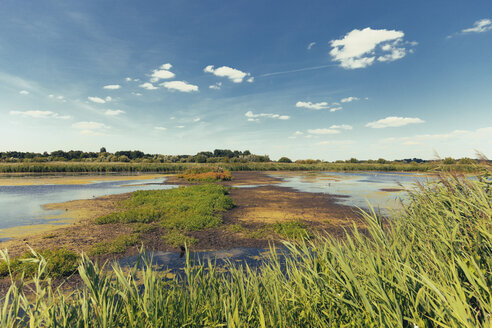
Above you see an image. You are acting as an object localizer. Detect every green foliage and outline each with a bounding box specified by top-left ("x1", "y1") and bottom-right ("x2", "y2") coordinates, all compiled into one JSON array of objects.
[
  {"x1": 277, "y1": 157, "x2": 292, "y2": 163},
  {"x1": 88, "y1": 234, "x2": 141, "y2": 256},
  {"x1": 132, "y1": 223, "x2": 157, "y2": 234},
  {"x1": 95, "y1": 184, "x2": 234, "y2": 232},
  {"x1": 0, "y1": 248, "x2": 78, "y2": 278},
  {"x1": 162, "y1": 230, "x2": 198, "y2": 247},
  {"x1": 273, "y1": 220, "x2": 311, "y2": 239},
  {"x1": 443, "y1": 157, "x2": 456, "y2": 164},
  {"x1": 0, "y1": 174, "x2": 491, "y2": 327}
]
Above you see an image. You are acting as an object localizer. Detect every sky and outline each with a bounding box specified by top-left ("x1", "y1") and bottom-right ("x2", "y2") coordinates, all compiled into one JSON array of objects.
[{"x1": 1, "y1": 0, "x2": 491, "y2": 161}]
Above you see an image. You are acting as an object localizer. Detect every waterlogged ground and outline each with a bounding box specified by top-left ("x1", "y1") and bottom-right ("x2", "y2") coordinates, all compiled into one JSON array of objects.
[
  {"x1": 270, "y1": 171, "x2": 433, "y2": 211},
  {"x1": 0, "y1": 174, "x2": 172, "y2": 240}
]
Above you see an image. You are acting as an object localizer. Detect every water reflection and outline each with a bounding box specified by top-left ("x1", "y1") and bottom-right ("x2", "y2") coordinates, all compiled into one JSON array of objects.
[{"x1": 0, "y1": 177, "x2": 173, "y2": 230}]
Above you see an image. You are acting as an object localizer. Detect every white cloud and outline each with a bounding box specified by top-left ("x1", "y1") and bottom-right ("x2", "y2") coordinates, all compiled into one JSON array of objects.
[
  {"x1": 176, "y1": 125, "x2": 185, "y2": 128},
  {"x1": 462, "y1": 19, "x2": 492, "y2": 33},
  {"x1": 49, "y1": 94, "x2": 66, "y2": 102},
  {"x1": 19, "y1": 90, "x2": 29, "y2": 95},
  {"x1": 329, "y1": 107, "x2": 342, "y2": 112},
  {"x1": 105, "y1": 96, "x2": 112, "y2": 102},
  {"x1": 139, "y1": 82, "x2": 158, "y2": 90},
  {"x1": 72, "y1": 121, "x2": 109, "y2": 130},
  {"x1": 366, "y1": 116, "x2": 425, "y2": 128},
  {"x1": 296, "y1": 101, "x2": 329, "y2": 110},
  {"x1": 340, "y1": 96, "x2": 359, "y2": 103},
  {"x1": 330, "y1": 27, "x2": 414, "y2": 69},
  {"x1": 104, "y1": 109, "x2": 125, "y2": 116},
  {"x1": 103, "y1": 84, "x2": 121, "y2": 90},
  {"x1": 307, "y1": 42, "x2": 316, "y2": 50},
  {"x1": 161, "y1": 81, "x2": 198, "y2": 93},
  {"x1": 204, "y1": 65, "x2": 251, "y2": 83},
  {"x1": 245, "y1": 110, "x2": 290, "y2": 121},
  {"x1": 150, "y1": 63, "x2": 175, "y2": 83},
  {"x1": 125, "y1": 77, "x2": 132, "y2": 82},
  {"x1": 154, "y1": 126, "x2": 167, "y2": 131},
  {"x1": 288, "y1": 131, "x2": 304, "y2": 139},
  {"x1": 209, "y1": 82, "x2": 222, "y2": 90},
  {"x1": 88, "y1": 96, "x2": 106, "y2": 104},
  {"x1": 307, "y1": 128, "x2": 340, "y2": 135},
  {"x1": 247, "y1": 77, "x2": 254, "y2": 83},
  {"x1": 330, "y1": 124, "x2": 352, "y2": 130},
  {"x1": 10, "y1": 110, "x2": 71, "y2": 119},
  {"x1": 132, "y1": 92, "x2": 143, "y2": 96},
  {"x1": 193, "y1": 117, "x2": 201, "y2": 122}
]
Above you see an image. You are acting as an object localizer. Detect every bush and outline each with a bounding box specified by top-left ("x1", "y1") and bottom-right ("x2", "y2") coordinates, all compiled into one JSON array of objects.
[
  {"x1": 162, "y1": 230, "x2": 197, "y2": 247},
  {"x1": 88, "y1": 234, "x2": 140, "y2": 256},
  {"x1": 278, "y1": 157, "x2": 292, "y2": 163}
]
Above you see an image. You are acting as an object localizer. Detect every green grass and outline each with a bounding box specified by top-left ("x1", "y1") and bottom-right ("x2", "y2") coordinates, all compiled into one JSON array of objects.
[
  {"x1": 0, "y1": 248, "x2": 78, "y2": 278},
  {"x1": 273, "y1": 220, "x2": 312, "y2": 239},
  {"x1": 0, "y1": 174, "x2": 490, "y2": 327},
  {"x1": 87, "y1": 233, "x2": 141, "y2": 256},
  {"x1": 95, "y1": 184, "x2": 234, "y2": 231},
  {"x1": 162, "y1": 230, "x2": 198, "y2": 247}
]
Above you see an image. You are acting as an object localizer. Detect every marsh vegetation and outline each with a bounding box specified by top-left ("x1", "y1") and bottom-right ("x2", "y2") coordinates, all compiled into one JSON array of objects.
[{"x1": 0, "y1": 174, "x2": 490, "y2": 327}]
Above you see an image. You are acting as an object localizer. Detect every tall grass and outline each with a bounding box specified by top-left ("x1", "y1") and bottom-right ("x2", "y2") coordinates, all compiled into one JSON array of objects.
[
  {"x1": 0, "y1": 174, "x2": 490, "y2": 327},
  {"x1": 0, "y1": 161, "x2": 485, "y2": 173}
]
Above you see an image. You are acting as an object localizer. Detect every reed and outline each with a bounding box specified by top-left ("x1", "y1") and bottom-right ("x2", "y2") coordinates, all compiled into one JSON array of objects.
[
  {"x1": 0, "y1": 174, "x2": 490, "y2": 327},
  {"x1": 0, "y1": 161, "x2": 485, "y2": 173}
]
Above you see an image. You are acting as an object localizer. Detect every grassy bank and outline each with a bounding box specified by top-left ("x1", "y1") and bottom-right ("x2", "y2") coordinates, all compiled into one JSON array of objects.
[
  {"x1": 0, "y1": 161, "x2": 486, "y2": 173},
  {"x1": 0, "y1": 174, "x2": 490, "y2": 327}
]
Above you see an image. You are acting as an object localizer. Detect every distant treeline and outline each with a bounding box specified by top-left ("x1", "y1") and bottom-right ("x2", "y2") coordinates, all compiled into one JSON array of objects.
[
  {"x1": 0, "y1": 149, "x2": 482, "y2": 166},
  {"x1": 0, "y1": 148, "x2": 271, "y2": 164}
]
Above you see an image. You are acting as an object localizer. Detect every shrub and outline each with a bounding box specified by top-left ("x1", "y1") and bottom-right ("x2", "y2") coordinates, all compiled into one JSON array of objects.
[
  {"x1": 162, "y1": 230, "x2": 197, "y2": 247},
  {"x1": 278, "y1": 157, "x2": 292, "y2": 163},
  {"x1": 88, "y1": 234, "x2": 140, "y2": 256}
]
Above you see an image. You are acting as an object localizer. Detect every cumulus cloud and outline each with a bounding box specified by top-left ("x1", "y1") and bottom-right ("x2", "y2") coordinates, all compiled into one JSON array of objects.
[
  {"x1": 247, "y1": 77, "x2": 254, "y2": 83},
  {"x1": 307, "y1": 128, "x2": 341, "y2": 135},
  {"x1": 103, "y1": 84, "x2": 121, "y2": 90},
  {"x1": 307, "y1": 42, "x2": 316, "y2": 50},
  {"x1": 125, "y1": 77, "x2": 132, "y2": 82},
  {"x1": 154, "y1": 126, "x2": 167, "y2": 131},
  {"x1": 204, "y1": 65, "x2": 252, "y2": 83},
  {"x1": 209, "y1": 82, "x2": 222, "y2": 90},
  {"x1": 296, "y1": 101, "x2": 330, "y2": 110},
  {"x1": 19, "y1": 90, "x2": 29, "y2": 95},
  {"x1": 161, "y1": 81, "x2": 198, "y2": 93},
  {"x1": 10, "y1": 110, "x2": 71, "y2": 119},
  {"x1": 72, "y1": 121, "x2": 109, "y2": 130},
  {"x1": 329, "y1": 107, "x2": 342, "y2": 112},
  {"x1": 366, "y1": 116, "x2": 425, "y2": 128},
  {"x1": 330, "y1": 27, "x2": 414, "y2": 69},
  {"x1": 88, "y1": 96, "x2": 107, "y2": 104},
  {"x1": 245, "y1": 110, "x2": 290, "y2": 121},
  {"x1": 48, "y1": 94, "x2": 66, "y2": 102},
  {"x1": 104, "y1": 109, "x2": 125, "y2": 116},
  {"x1": 340, "y1": 96, "x2": 359, "y2": 103},
  {"x1": 193, "y1": 117, "x2": 201, "y2": 122},
  {"x1": 330, "y1": 124, "x2": 352, "y2": 130},
  {"x1": 462, "y1": 19, "x2": 492, "y2": 33},
  {"x1": 150, "y1": 63, "x2": 175, "y2": 83},
  {"x1": 139, "y1": 82, "x2": 158, "y2": 90}
]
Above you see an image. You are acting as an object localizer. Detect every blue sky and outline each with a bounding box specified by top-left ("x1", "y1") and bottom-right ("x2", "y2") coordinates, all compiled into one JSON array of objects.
[{"x1": 1, "y1": 0, "x2": 491, "y2": 160}]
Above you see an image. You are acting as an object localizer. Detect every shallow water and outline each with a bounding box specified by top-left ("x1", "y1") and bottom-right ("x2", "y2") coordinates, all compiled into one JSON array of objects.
[
  {"x1": 0, "y1": 177, "x2": 173, "y2": 231},
  {"x1": 270, "y1": 171, "x2": 433, "y2": 212},
  {"x1": 118, "y1": 247, "x2": 284, "y2": 273}
]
